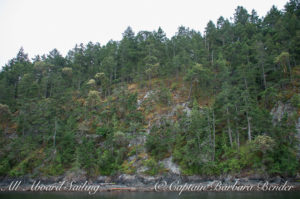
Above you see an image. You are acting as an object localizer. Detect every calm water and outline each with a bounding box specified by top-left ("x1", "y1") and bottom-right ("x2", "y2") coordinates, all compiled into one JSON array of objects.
[{"x1": 0, "y1": 192, "x2": 300, "y2": 199}]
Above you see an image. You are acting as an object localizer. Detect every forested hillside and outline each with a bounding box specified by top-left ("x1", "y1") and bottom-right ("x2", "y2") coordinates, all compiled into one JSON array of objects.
[{"x1": 0, "y1": 0, "x2": 300, "y2": 178}]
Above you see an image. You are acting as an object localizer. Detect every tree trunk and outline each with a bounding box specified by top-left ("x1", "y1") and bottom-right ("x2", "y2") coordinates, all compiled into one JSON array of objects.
[
  {"x1": 226, "y1": 107, "x2": 233, "y2": 147},
  {"x1": 148, "y1": 73, "x2": 151, "y2": 90},
  {"x1": 207, "y1": 110, "x2": 213, "y2": 161},
  {"x1": 109, "y1": 72, "x2": 113, "y2": 95},
  {"x1": 246, "y1": 110, "x2": 252, "y2": 142},
  {"x1": 234, "y1": 104, "x2": 240, "y2": 150},
  {"x1": 49, "y1": 82, "x2": 53, "y2": 98},
  {"x1": 212, "y1": 110, "x2": 216, "y2": 161},
  {"x1": 77, "y1": 77, "x2": 81, "y2": 90},
  {"x1": 188, "y1": 80, "x2": 193, "y2": 101},
  {"x1": 236, "y1": 128, "x2": 240, "y2": 150},
  {"x1": 211, "y1": 50, "x2": 214, "y2": 65},
  {"x1": 45, "y1": 80, "x2": 48, "y2": 98},
  {"x1": 243, "y1": 78, "x2": 252, "y2": 142},
  {"x1": 53, "y1": 117, "x2": 57, "y2": 154},
  {"x1": 14, "y1": 81, "x2": 18, "y2": 99},
  {"x1": 196, "y1": 132, "x2": 201, "y2": 153},
  {"x1": 288, "y1": 58, "x2": 292, "y2": 83},
  {"x1": 261, "y1": 63, "x2": 267, "y2": 89}
]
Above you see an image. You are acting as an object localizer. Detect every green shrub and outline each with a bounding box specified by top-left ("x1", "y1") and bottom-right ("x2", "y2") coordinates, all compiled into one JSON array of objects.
[
  {"x1": 143, "y1": 157, "x2": 163, "y2": 175},
  {"x1": 291, "y1": 94, "x2": 300, "y2": 109},
  {"x1": 97, "y1": 149, "x2": 123, "y2": 176},
  {"x1": 0, "y1": 158, "x2": 10, "y2": 175},
  {"x1": 42, "y1": 155, "x2": 64, "y2": 176},
  {"x1": 171, "y1": 82, "x2": 179, "y2": 91},
  {"x1": 9, "y1": 159, "x2": 28, "y2": 177},
  {"x1": 145, "y1": 120, "x2": 174, "y2": 160},
  {"x1": 157, "y1": 87, "x2": 172, "y2": 105}
]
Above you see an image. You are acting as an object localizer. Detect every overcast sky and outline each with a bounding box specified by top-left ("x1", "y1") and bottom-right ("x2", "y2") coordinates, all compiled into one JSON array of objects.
[{"x1": 0, "y1": 0, "x2": 288, "y2": 67}]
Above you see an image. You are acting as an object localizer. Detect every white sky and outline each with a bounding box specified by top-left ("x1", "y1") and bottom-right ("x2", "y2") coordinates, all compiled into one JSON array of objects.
[{"x1": 0, "y1": 0, "x2": 288, "y2": 67}]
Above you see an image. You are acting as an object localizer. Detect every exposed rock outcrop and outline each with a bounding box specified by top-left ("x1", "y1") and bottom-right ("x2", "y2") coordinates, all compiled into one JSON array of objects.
[
  {"x1": 159, "y1": 156, "x2": 180, "y2": 175},
  {"x1": 270, "y1": 101, "x2": 300, "y2": 158}
]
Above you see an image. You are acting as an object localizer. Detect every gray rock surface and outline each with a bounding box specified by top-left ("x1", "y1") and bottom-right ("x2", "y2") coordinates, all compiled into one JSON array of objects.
[
  {"x1": 159, "y1": 156, "x2": 180, "y2": 175},
  {"x1": 271, "y1": 101, "x2": 295, "y2": 123}
]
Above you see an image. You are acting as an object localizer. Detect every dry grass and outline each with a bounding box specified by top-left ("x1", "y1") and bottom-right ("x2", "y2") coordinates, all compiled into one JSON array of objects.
[{"x1": 128, "y1": 83, "x2": 138, "y2": 91}]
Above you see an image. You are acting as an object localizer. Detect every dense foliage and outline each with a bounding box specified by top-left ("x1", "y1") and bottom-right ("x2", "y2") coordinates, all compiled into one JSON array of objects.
[{"x1": 0, "y1": 0, "x2": 300, "y2": 177}]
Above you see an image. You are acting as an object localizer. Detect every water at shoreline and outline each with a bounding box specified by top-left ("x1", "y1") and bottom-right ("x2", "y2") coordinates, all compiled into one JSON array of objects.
[{"x1": 1, "y1": 192, "x2": 300, "y2": 199}]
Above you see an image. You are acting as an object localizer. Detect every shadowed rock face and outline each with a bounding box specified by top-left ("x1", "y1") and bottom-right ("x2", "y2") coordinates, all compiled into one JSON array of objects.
[
  {"x1": 271, "y1": 101, "x2": 300, "y2": 158},
  {"x1": 270, "y1": 101, "x2": 295, "y2": 124}
]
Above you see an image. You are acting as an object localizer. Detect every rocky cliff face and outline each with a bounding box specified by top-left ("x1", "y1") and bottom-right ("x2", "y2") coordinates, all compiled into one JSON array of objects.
[
  {"x1": 271, "y1": 101, "x2": 300, "y2": 158},
  {"x1": 126, "y1": 89, "x2": 186, "y2": 176},
  {"x1": 129, "y1": 91, "x2": 300, "y2": 177}
]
